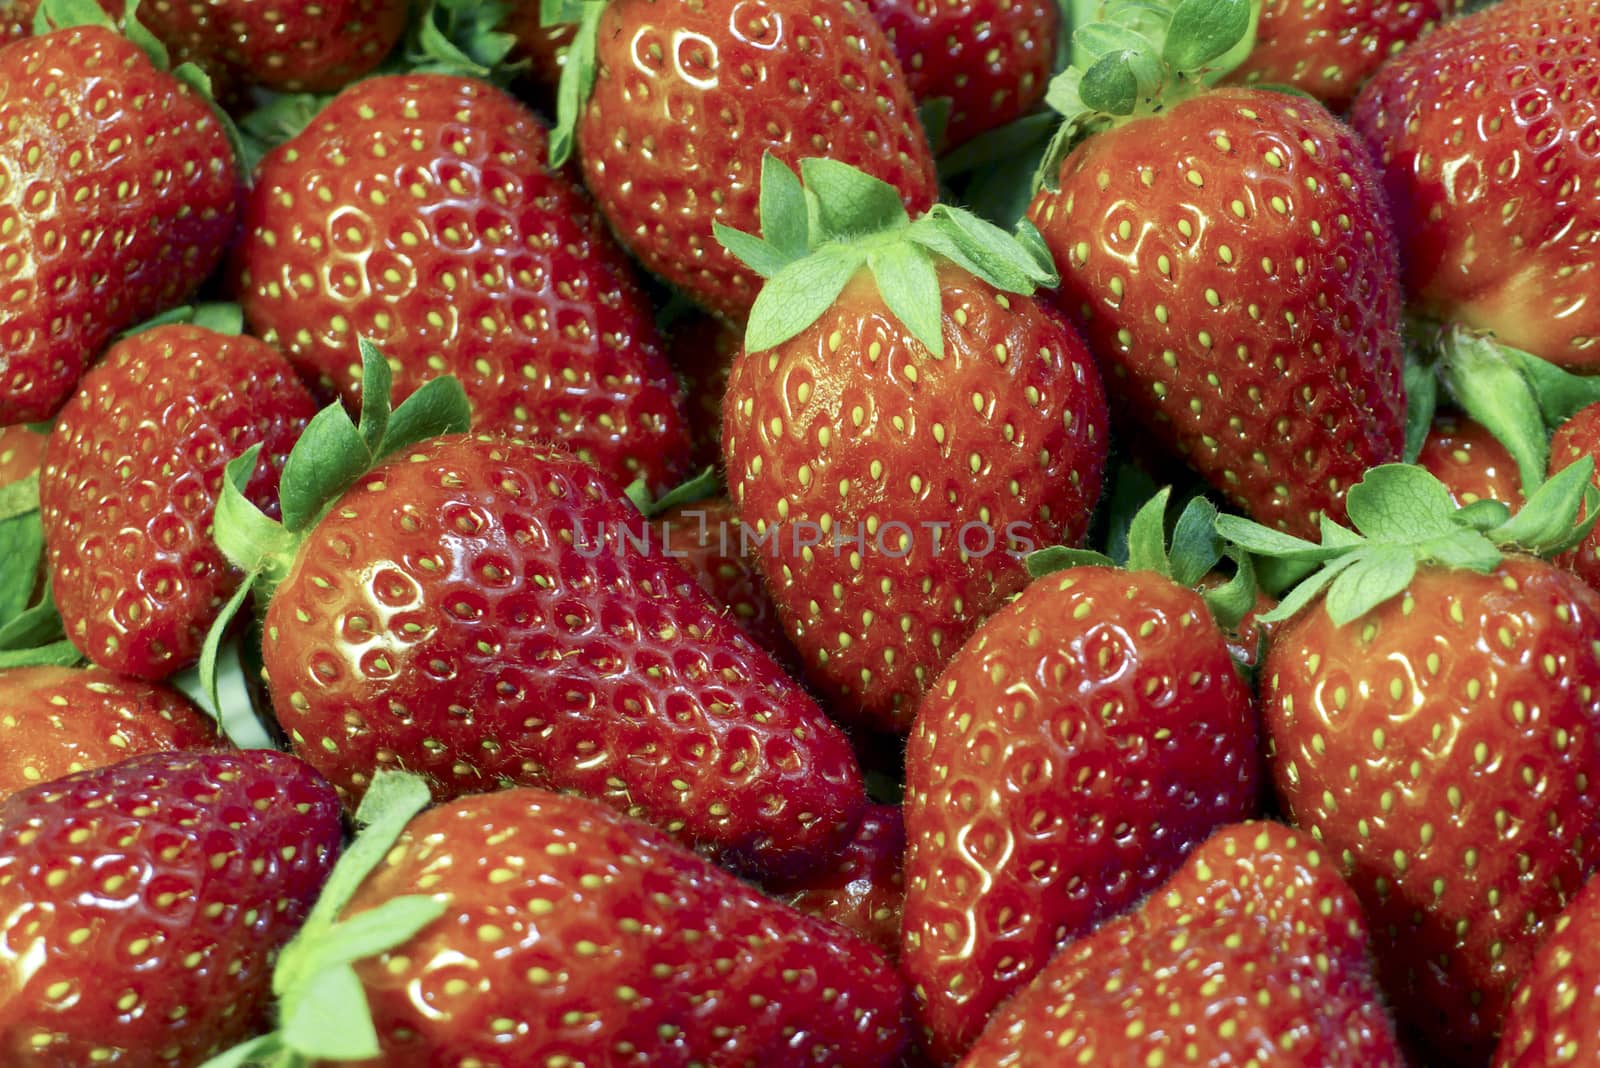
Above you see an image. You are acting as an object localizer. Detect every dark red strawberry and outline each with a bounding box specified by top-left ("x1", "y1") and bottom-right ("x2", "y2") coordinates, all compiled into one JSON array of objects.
[
  {"x1": 0, "y1": 425, "x2": 44, "y2": 487},
  {"x1": 0, "y1": 664, "x2": 221, "y2": 800},
  {"x1": 1419, "y1": 410, "x2": 1526, "y2": 510},
  {"x1": 719, "y1": 159, "x2": 1109, "y2": 732},
  {"x1": 666, "y1": 311, "x2": 744, "y2": 471},
  {"x1": 1228, "y1": 0, "x2": 1464, "y2": 113},
  {"x1": 1494, "y1": 868, "x2": 1600, "y2": 1066},
  {"x1": 0, "y1": 22, "x2": 239, "y2": 424},
  {"x1": 1551, "y1": 401, "x2": 1600, "y2": 590},
  {"x1": 1221, "y1": 462, "x2": 1600, "y2": 1065},
  {"x1": 38, "y1": 322, "x2": 315, "y2": 680},
  {"x1": 557, "y1": 0, "x2": 938, "y2": 321},
  {"x1": 212, "y1": 773, "x2": 910, "y2": 1066},
  {"x1": 233, "y1": 73, "x2": 691, "y2": 496},
  {"x1": 1027, "y1": 3, "x2": 1406, "y2": 539},
  {"x1": 767, "y1": 801, "x2": 905, "y2": 959},
  {"x1": 959, "y1": 821, "x2": 1406, "y2": 1067},
  {"x1": 0, "y1": 748, "x2": 342, "y2": 1062},
  {"x1": 1351, "y1": 0, "x2": 1600, "y2": 369},
  {"x1": 902, "y1": 492, "x2": 1261, "y2": 1062}
]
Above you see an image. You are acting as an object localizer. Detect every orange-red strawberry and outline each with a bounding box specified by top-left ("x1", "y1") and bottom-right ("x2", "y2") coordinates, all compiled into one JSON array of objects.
[
  {"x1": 233, "y1": 73, "x2": 691, "y2": 495},
  {"x1": 1494, "y1": 870, "x2": 1600, "y2": 1066},
  {"x1": 0, "y1": 22, "x2": 239, "y2": 424},
  {"x1": 1419, "y1": 410, "x2": 1526, "y2": 510},
  {"x1": 555, "y1": 0, "x2": 938, "y2": 321},
  {"x1": 1352, "y1": 0, "x2": 1600, "y2": 369},
  {"x1": 958, "y1": 821, "x2": 1406, "y2": 1067},
  {"x1": 39, "y1": 323, "x2": 315, "y2": 680},
  {"x1": 719, "y1": 158, "x2": 1109, "y2": 732},
  {"x1": 1028, "y1": 1, "x2": 1405, "y2": 539},
  {"x1": 0, "y1": 664, "x2": 221, "y2": 800},
  {"x1": 767, "y1": 801, "x2": 905, "y2": 959}
]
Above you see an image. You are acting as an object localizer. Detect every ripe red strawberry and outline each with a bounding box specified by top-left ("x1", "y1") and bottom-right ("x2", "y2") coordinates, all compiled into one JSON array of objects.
[
  {"x1": 720, "y1": 159, "x2": 1109, "y2": 732},
  {"x1": 558, "y1": 0, "x2": 938, "y2": 322},
  {"x1": 0, "y1": 748, "x2": 342, "y2": 1062},
  {"x1": 0, "y1": 664, "x2": 221, "y2": 800},
  {"x1": 1027, "y1": 4, "x2": 1406, "y2": 539},
  {"x1": 1351, "y1": 0, "x2": 1600, "y2": 369},
  {"x1": 666, "y1": 311, "x2": 744, "y2": 471},
  {"x1": 1222, "y1": 463, "x2": 1600, "y2": 1065},
  {"x1": 959, "y1": 821, "x2": 1406, "y2": 1067},
  {"x1": 1227, "y1": 0, "x2": 1464, "y2": 113},
  {"x1": 1551, "y1": 401, "x2": 1600, "y2": 590},
  {"x1": 1419, "y1": 410, "x2": 1526, "y2": 510},
  {"x1": 233, "y1": 73, "x2": 691, "y2": 496},
  {"x1": 0, "y1": 22, "x2": 239, "y2": 424},
  {"x1": 1494, "y1": 870, "x2": 1600, "y2": 1066},
  {"x1": 218, "y1": 774, "x2": 910, "y2": 1066},
  {"x1": 902, "y1": 493, "x2": 1261, "y2": 1062},
  {"x1": 0, "y1": 425, "x2": 44, "y2": 487},
  {"x1": 38, "y1": 323, "x2": 315, "y2": 680},
  {"x1": 767, "y1": 801, "x2": 905, "y2": 959}
]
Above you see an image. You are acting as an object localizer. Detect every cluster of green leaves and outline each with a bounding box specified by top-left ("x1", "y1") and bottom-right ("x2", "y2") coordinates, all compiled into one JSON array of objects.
[{"x1": 0, "y1": 459, "x2": 75, "y2": 670}]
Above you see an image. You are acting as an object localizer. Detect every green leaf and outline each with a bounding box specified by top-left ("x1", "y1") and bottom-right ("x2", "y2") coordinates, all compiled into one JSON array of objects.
[
  {"x1": 213, "y1": 446, "x2": 296, "y2": 576},
  {"x1": 743, "y1": 245, "x2": 864, "y2": 353},
  {"x1": 1414, "y1": 528, "x2": 1503, "y2": 574},
  {"x1": 1214, "y1": 514, "x2": 1346, "y2": 560},
  {"x1": 541, "y1": 0, "x2": 588, "y2": 24},
  {"x1": 1343, "y1": 463, "x2": 1461, "y2": 543},
  {"x1": 639, "y1": 467, "x2": 722, "y2": 518},
  {"x1": 869, "y1": 242, "x2": 944, "y2": 358},
  {"x1": 713, "y1": 224, "x2": 790, "y2": 279},
  {"x1": 1402, "y1": 348, "x2": 1438, "y2": 465},
  {"x1": 1163, "y1": 0, "x2": 1251, "y2": 71},
  {"x1": 119, "y1": 0, "x2": 169, "y2": 68},
  {"x1": 549, "y1": 1, "x2": 602, "y2": 168},
  {"x1": 407, "y1": 0, "x2": 519, "y2": 81},
  {"x1": 197, "y1": 576, "x2": 256, "y2": 730},
  {"x1": 1439, "y1": 327, "x2": 1549, "y2": 496},
  {"x1": 306, "y1": 895, "x2": 448, "y2": 970},
  {"x1": 1199, "y1": 548, "x2": 1256, "y2": 635},
  {"x1": 281, "y1": 964, "x2": 381, "y2": 1060},
  {"x1": 1097, "y1": 460, "x2": 1160, "y2": 568},
  {"x1": 909, "y1": 205, "x2": 1058, "y2": 293},
  {"x1": 1123, "y1": 486, "x2": 1173, "y2": 577},
  {"x1": 0, "y1": 639, "x2": 82, "y2": 669},
  {"x1": 1200, "y1": 0, "x2": 1261, "y2": 84},
  {"x1": 800, "y1": 157, "x2": 910, "y2": 240},
  {"x1": 759, "y1": 153, "x2": 810, "y2": 262},
  {"x1": 191, "y1": 303, "x2": 245, "y2": 335},
  {"x1": 377, "y1": 375, "x2": 472, "y2": 461},
  {"x1": 0, "y1": 471, "x2": 38, "y2": 523},
  {"x1": 278, "y1": 404, "x2": 369, "y2": 533},
  {"x1": 0, "y1": 581, "x2": 65, "y2": 651},
  {"x1": 1256, "y1": 553, "x2": 1361, "y2": 625},
  {"x1": 0, "y1": 513, "x2": 42, "y2": 627},
  {"x1": 1078, "y1": 51, "x2": 1139, "y2": 115},
  {"x1": 1322, "y1": 545, "x2": 1416, "y2": 626},
  {"x1": 1168, "y1": 495, "x2": 1222, "y2": 588},
  {"x1": 1503, "y1": 342, "x2": 1600, "y2": 427},
  {"x1": 1491, "y1": 456, "x2": 1596, "y2": 555},
  {"x1": 1454, "y1": 498, "x2": 1512, "y2": 532},
  {"x1": 1073, "y1": 22, "x2": 1161, "y2": 65},
  {"x1": 355, "y1": 339, "x2": 393, "y2": 459},
  {"x1": 1026, "y1": 545, "x2": 1116, "y2": 577},
  {"x1": 196, "y1": 1033, "x2": 287, "y2": 1068},
  {"x1": 37, "y1": 0, "x2": 116, "y2": 35}
]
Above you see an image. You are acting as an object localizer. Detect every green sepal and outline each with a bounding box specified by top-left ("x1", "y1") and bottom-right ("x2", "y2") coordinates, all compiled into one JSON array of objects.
[
  {"x1": 1343, "y1": 463, "x2": 1462, "y2": 544},
  {"x1": 907, "y1": 205, "x2": 1059, "y2": 291},
  {"x1": 1454, "y1": 498, "x2": 1512, "y2": 532},
  {"x1": 0, "y1": 472, "x2": 38, "y2": 525},
  {"x1": 405, "y1": 0, "x2": 521, "y2": 83},
  {"x1": 0, "y1": 580, "x2": 66, "y2": 653},
  {"x1": 278, "y1": 406, "x2": 370, "y2": 533},
  {"x1": 198, "y1": 1033, "x2": 290, "y2": 1068},
  {"x1": 1078, "y1": 51, "x2": 1140, "y2": 115},
  {"x1": 1402, "y1": 341, "x2": 1437, "y2": 465},
  {"x1": 869, "y1": 242, "x2": 944, "y2": 357},
  {"x1": 121, "y1": 303, "x2": 245, "y2": 338},
  {"x1": 1167, "y1": 495, "x2": 1222, "y2": 588},
  {"x1": 631, "y1": 466, "x2": 723, "y2": 518},
  {"x1": 1436, "y1": 327, "x2": 1548, "y2": 496},
  {"x1": 1253, "y1": 552, "x2": 1360, "y2": 625},
  {"x1": 1489, "y1": 457, "x2": 1600, "y2": 557},
  {"x1": 801, "y1": 157, "x2": 911, "y2": 239},
  {"x1": 1025, "y1": 545, "x2": 1117, "y2": 577},
  {"x1": 742, "y1": 245, "x2": 864, "y2": 353},
  {"x1": 1505, "y1": 344, "x2": 1600, "y2": 427},
  {"x1": 549, "y1": 1, "x2": 603, "y2": 168},
  {"x1": 1162, "y1": 0, "x2": 1250, "y2": 72},
  {"x1": 1199, "y1": 547, "x2": 1256, "y2": 636},
  {"x1": 213, "y1": 446, "x2": 298, "y2": 584},
  {"x1": 1123, "y1": 486, "x2": 1173, "y2": 577},
  {"x1": 35, "y1": 0, "x2": 116, "y2": 36},
  {"x1": 760, "y1": 152, "x2": 811, "y2": 264},
  {"x1": 1321, "y1": 543, "x2": 1416, "y2": 627},
  {"x1": 197, "y1": 576, "x2": 256, "y2": 727},
  {"x1": 541, "y1": 0, "x2": 589, "y2": 24},
  {"x1": 282, "y1": 964, "x2": 383, "y2": 1060},
  {"x1": 378, "y1": 374, "x2": 472, "y2": 462},
  {"x1": 236, "y1": 92, "x2": 328, "y2": 175},
  {"x1": 0, "y1": 638, "x2": 82, "y2": 669}
]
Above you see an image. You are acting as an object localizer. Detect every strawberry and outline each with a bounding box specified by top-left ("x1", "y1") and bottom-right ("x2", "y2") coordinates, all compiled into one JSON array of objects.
[
  {"x1": 37, "y1": 320, "x2": 314, "y2": 680},
  {"x1": 718, "y1": 158, "x2": 1109, "y2": 732},
  {"x1": 0, "y1": 664, "x2": 221, "y2": 800},
  {"x1": 666, "y1": 311, "x2": 744, "y2": 471},
  {"x1": 0, "y1": 425, "x2": 44, "y2": 487},
  {"x1": 1219, "y1": 462, "x2": 1600, "y2": 1065},
  {"x1": 233, "y1": 73, "x2": 692, "y2": 496},
  {"x1": 1419, "y1": 410, "x2": 1527, "y2": 510},
  {"x1": 209, "y1": 351, "x2": 866, "y2": 878},
  {"x1": 1550, "y1": 401, "x2": 1600, "y2": 591},
  {"x1": 1494, "y1": 869, "x2": 1600, "y2": 1067},
  {"x1": 1227, "y1": 0, "x2": 1464, "y2": 113},
  {"x1": 959, "y1": 821, "x2": 1406, "y2": 1067},
  {"x1": 0, "y1": 747, "x2": 342, "y2": 1062},
  {"x1": 552, "y1": 0, "x2": 938, "y2": 322},
  {"x1": 1351, "y1": 0, "x2": 1600, "y2": 370},
  {"x1": 1027, "y1": 0, "x2": 1406, "y2": 540},
  {"x1": 210, "y1": 771, "x2": 911, "y2": 1066},
  {"x1": 902, "y1": 491, "x2": 1262, "y2": 1062},
  {"x1": 0, "y1": 18, "x2": 239, "y2": 424},
  {"x1": 767, "y1": 801, "x2": 905, "y2": 959}
]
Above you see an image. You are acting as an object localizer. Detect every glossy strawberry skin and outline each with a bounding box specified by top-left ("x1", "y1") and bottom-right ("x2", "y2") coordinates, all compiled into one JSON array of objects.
[
  {"x1": 0, "y1": 26, "x2": 239, "y2": 425},
  {"x1": 959, "y1": 821, "x2": 1406, "y2": 1067},
  {"x1": 1550, "y1": 401, "x2": 1600, "y2": 590},
  {"x1": 262, "y1": 433, "x2": 865, "y2": 879},
  {"x1": 1352, "y1": 0, "x2": 1600, "y2": 369},
  {"x1": 0, "y1": 665, "x2": 222, "y2": 801},
  {"x1": 0, "y1": 748, "x2": 342, "y2": 1064},
  {"x1": 234, "y1": 74, "x2": 691, "y2": 495},
  {"x1": 1494, "y1": 871, "x2": 1600, "y2": 1067},
  {"x1": 1227, "y1": 0, "x2": 1463, "y2": 113},
  {"x1": 723, "y1": 264, "x2": 1109, "y2": 733},
  {"x1": 576, "y1": 0, "x2": 938, "y2": 322},
  {"x1": 903, "y1": 566, "x2": 1261, "y2": 1062},
  {"x1": 39, "y1": 325, "x2": 315, "y2": 680},
  {"x1": 340, "y1": 786, "x2": 911, "y2": 1066},
  {"x1": 1419, "y1": 410, "x2": 1526, "y2": 510},
  {"x1": 867, "y1": 0, "x2": 1055, "y2": 148},
  {"x1": 1029, "y1": 88, "x2": 1405, "y2": 539},
  {"x1": 767, "y1": 801, "x2": 905, "y2": 959},
  {"x1": 1263, "y1": 558, "x2": 1600, "y2": 1065}
]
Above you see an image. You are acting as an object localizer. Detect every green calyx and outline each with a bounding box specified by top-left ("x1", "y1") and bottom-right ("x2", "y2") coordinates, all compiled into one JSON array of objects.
[
  {"x1": 0, "y1": 470, "x2": 77, "y2": 670},
  {"x1": 198, "y1": 771, "x2": 445, "y2": 1068},
  {"x1": 1216, "y1": 460, "x2": 1600, "y2": 628},
  {"x1": 198, "y1": 339, "x2": 470, "y2": 713},
  {"x1": 625, "y1": 466, "x2": 722, "y2": 518},
  {"x1": 714, "y1": 154, "x2": 1058, "y2": 357},
  {"x1": 546, "y1": 0, "x2": 604, "y2": 168},
  {"x1": 1035, "y1": 0, "x2": 1260, "y2": 190},
  {"x1": 403, "y1": 0, "x2": 525, "y2": 85},
  {"x1": 120, "y1": 302, "x2": 246, "y2": 339}
]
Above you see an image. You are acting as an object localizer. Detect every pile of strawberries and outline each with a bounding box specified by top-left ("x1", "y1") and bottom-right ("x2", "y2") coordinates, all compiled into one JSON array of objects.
[{"x1": 0, "y1": 0, "x2": 1598, "y2": 1063}]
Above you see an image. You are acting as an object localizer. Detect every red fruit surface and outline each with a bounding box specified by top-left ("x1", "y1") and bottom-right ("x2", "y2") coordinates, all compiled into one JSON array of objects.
[
  {"x1": 902, "y1": 566, "x2": 1261, "y2": 1062},
  {"x1": 723, "y1": 264, "x2": 1109, "y2": 732},
  {"x1": 1551, "y1": 400, "x2": 1600, "y2": 591},
  {"x1": 1263, "y1": 557, "x2": 1600, "y2": 1065},
  {"x1": 234, "y1": 73, "x2": 691, "y2": 495},
  {"x1": 0, "y1": 424, "x2": 44, "y2": 486},
  {"x1": 339, "y1": 786, "x2": 911, "y2": 1066},
  {"x1": 768, "y1": 801, "x2": 905, "y2": 959},
  {"x1": 40, "y1": 325, "x2": 315, "y2": 680},
  {"x1": 667, "y1": 312, "x2": 743, "y2": 471},
  {"x1": 1029, "y1": 88, "x2": 1405, "y2": 539},
  {"x1": 0, "y1": 748, "x2": 342, "y2": 1063},
  {"x1": 576, "y1": 0, "x2": 937, "y2": 322},
  {"x1": 1419, "y1": 410, "x2": 1526, "y2": 510},
  {"x1": 0, "y1": 665, "x2": 222, "y2": 800},
  {"x1": 1351, "y1": 0, "x2": 1600, "y2": 369},
  {"x1": 0, "y1": 25, "x2": 239, "y2": 424},
  {"x1": 261, "y1": 433, "x2": 864, "y2": 878},
  {"x1": 1494, "y1": 869, "x2": 1600, "y2": 1066},
  {"x1": 958, "y1": 821, "x2": 1406, "y2": 1067}
]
